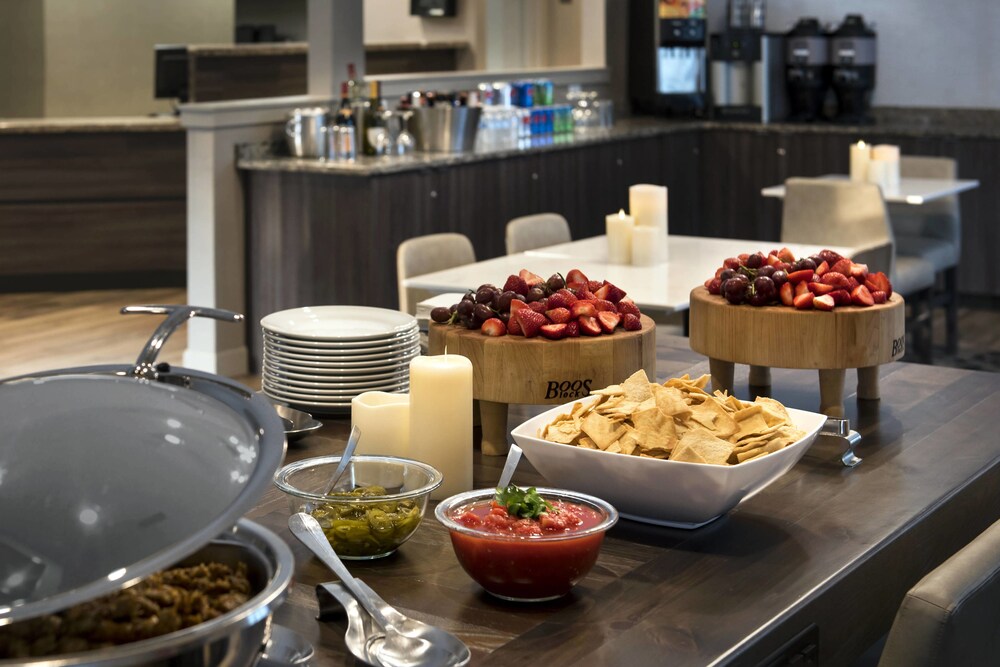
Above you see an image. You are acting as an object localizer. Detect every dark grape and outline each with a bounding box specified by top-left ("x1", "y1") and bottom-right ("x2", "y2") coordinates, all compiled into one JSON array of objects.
[
  {"x1": 722, "y1": 275, "x2": 749, "y2": 305},
  {"x1": 526, "y1": 286, "x2": 546, "y2": 302},
  {"x1": 449, "y1": 303, "x2": 458, "y2": 314},
  {"x1": 753, "y1": 276, "x2": 776, "y2": 303},
  {"x1": 546, "y1": 273, "x2": 565, "y2": 292},
  {"x1": 456, "y1": 300, "x2": 474, "y2": 318},
  {"x1": 707, "y1": 277, "x2": 723, "y2": 295},
  {"x1": 720, "y1": 268, "x2": 736, "y2": 282},
  {"x1": 475, "y1": 287, "x2": 495, "y2": 304},
  {"x1": 473, "y1": 304, "x2": 494, "y2": 323},
  {"x1": 793, "y1": 257, "x2": 816, "y2": 272},
  {"x1": 745, "y1": 252, "x2": 764, "y2": 269},
  {"x1": 497, "y1": 290, "x2": 517, "y2": 312},
  {"x1": 757, "y1": 265, "x2": 776, "y2": 279},
  {"x1": 461, "y1": 292, "x2": 475, "y2": 303},
  {"x1": 771, "y1": 270, "x2": 788, "y2": 288},
  {"x1": 476, "y1": 283, "x2": 496, "y2": 292},
  {"x1": 430, "y1": 306, "x2": 451, "y2": 323},
  {"x1": 465, "y1": 318, "x2": 479, "y2": 329},
  {"x1": 498, "y1": 311, "x2": 510, "y2": 325}
]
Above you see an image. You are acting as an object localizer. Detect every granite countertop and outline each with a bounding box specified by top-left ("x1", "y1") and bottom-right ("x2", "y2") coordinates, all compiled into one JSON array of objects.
[
  {"x1": 0, "y1": 116, "x2": 182, "y2": 135},
  {"x1": 238, "y1": 107, "x2": 1000, "y2": 176}
]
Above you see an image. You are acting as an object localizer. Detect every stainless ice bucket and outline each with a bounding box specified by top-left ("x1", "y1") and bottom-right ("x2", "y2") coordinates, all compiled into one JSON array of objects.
[
  {"x1": 410, "y1": 106, "x2": 481, "y2": 153},
  {"x1": 285, "y1": 107, "x2": 330, "y2": 158}
]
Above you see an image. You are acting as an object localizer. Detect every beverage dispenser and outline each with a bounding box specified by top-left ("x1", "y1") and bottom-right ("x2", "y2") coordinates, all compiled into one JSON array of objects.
[
  {"x1": 830, "y1": 14, "x2": 877, "y2": 124},
  {"x1": 629, "y1": 0, "x2": 708, "y2": 116},
  {"x1": 785, "y1": 18, "x2": 830, "y2": 121}
]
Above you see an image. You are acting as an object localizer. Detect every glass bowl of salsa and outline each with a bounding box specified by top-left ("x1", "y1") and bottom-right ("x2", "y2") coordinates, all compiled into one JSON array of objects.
[
  {"x1": 435, "y1": 487, "x2": 618, "y2": 602},
  {"x1": 274, "y1": 455, "x2": 442, "y2": 560}
]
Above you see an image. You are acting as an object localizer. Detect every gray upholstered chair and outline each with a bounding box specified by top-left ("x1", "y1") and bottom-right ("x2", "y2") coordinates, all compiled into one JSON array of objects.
[
  {"x1": 887, "y1": 156, "x2": 961, "y2": 353},
  {"x1": 505, "y1": 213, "x2": 571, "y2": 255},
  {"x1": 877, "y1": 518, "x2": 1000, "y2": 666},
  {"x1": 396, "y1": 233, "x2": 475, "y2": 316},
  {"x1": 782, "y1": 178, "x2": 936, "y2": 361}
]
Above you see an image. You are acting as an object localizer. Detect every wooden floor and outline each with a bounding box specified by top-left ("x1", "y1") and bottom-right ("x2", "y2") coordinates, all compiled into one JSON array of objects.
[{"x1": 0, "y1": 288, "x2": 998, "y2": 379}]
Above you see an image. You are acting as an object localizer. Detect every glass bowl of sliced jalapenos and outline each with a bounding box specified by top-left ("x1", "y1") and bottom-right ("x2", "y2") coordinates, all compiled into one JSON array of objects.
[{"x1": 274, "y1": 455, "x2": 443, "y2": 559}]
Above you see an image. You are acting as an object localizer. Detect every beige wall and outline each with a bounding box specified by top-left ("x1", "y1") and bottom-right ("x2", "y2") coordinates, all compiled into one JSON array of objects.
[
  {"x1": 364, "y1": 0, "x2": 485, "y2": 69},
  {"x1": 42, "y1": 0, "x2": 234, "y2": 117},
  {"x1": 0, "y1": 0, "x2": 45, "y2": 117}
]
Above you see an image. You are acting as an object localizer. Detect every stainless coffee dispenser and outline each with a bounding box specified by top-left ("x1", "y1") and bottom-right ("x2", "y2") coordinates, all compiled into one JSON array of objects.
[
  {"x1": 830, "y1": 14, "x2": 877, "y2": 124},
  {"x1": 629, "y1": 0, "x2": 708, "y2": 116},
  {"x1": 785, "y1": 18, "x2": 830, "y2": 121}
]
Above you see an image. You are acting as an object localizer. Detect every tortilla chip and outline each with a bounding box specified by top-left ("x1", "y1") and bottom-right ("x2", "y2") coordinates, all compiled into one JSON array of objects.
[
  {"x1": 651, "y1": 384, "x2": 692, "y2": 419},
  {"x1": 673, "y1": 430, "x2": 736, "y2": 465},
  {"x1": 621, "y1": 369, "x2": 654, "y2": 404},
  {"x1": 632, "y1": 407, "x2": 678, "y2": 451},
  {"x1": 689, "y1": 400, "x2": 739, "y2": 439},
  {"x1": 582, "y1": 412, "x2": 626, "y2": 450}
]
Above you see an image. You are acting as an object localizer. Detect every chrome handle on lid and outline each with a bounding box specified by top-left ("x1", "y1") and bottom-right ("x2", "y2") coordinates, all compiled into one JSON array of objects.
[{"x1": 121, "y1": 304, "x2": 244, "y2": 380}]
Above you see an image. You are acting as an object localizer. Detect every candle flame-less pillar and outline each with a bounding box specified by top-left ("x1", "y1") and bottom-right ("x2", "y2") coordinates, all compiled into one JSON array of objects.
[
  {"x1": 871, "y1": 144, "x2": 900, "y2": 192},
  {"x1": 849, "y1": 141, "x2": 871, "y2": 182},
  {"x1": 606, "y1": 209, "x2": 634, "y2": 264},
  {"x1": 629, "y1": 184, "x2": 668, "y2": 265},
  {"x1": 351, "y1": 391, "x2": 410, "y2": 458},
  {"x1": 408, "y1": 354, "x2": 473, "y2": 500}
]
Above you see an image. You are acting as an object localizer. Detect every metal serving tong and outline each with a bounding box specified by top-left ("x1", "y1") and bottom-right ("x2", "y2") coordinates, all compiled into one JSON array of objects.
[{"x1": 819, "y1": 417, "x2": 863, "y2": 467}]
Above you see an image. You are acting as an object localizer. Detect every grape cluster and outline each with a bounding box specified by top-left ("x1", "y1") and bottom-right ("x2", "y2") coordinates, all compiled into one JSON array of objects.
[{"x1": 430, "y1": 273, "x2": 566, "y2": 330}]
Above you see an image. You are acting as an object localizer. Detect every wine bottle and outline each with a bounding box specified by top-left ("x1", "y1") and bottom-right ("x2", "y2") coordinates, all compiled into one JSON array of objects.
[{"x1": 362, "y1": 80, "x2": 384, "y2": 156}]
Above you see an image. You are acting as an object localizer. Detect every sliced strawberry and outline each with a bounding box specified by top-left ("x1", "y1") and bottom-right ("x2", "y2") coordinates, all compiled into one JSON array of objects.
[
  {"x1": 527, "y1": 301, "x2": 547, "y2": 313},
  {"x1": 849, "y1": 263, "x2": 869, "y2": 281},
  {"x1": 821, "y1": 272, "x2": 851, "y2": 289},
  {"x1": 851, "y1": 284, "x2": 875, "y2": 307},
  {"x1": 597, "y1": 311, "x2": 621, "y2": 333},
  {"x1": 815, "y1": 260, "x2": 830, "y2": 276},
  {"x1": 616, "y1": 299, "x2": 641, "y2": 317},
  {"x1": 830, "y1": 258, "x2": 853, "y2": 277},
  {"x1": 794, "y1": 281, "x2": 811, "y2": 298},
  {"x1": 509, "y1": 299, "x2": 529, "y2": 315},
  {"x1": 723, "y1": 257, "x2": 742, "y2": 269},
  {"x1": 766, "y1": 253, "x2": 781, "y2": 267},
  {"x1": 593, "y1": 299, "x2": 617, "y2": 313},
  {"x1": 830, "y1": 289, "x2": 852, "y2": 306},
  {"x1": 547, "y1": 289, "x2": 578, "y2": 309},
  {"x1": 587, "y1": 280, "x2": 603, "y2": 292},
  {"x1": 818, "y1": 249, "x2": 844, "y2": 266},
  {"x1": 578, "y1": 316, "x2": 602, "y2": 336},
  {"x1": 871, "y1": 290, "x2": 888, "y2": 304},
  {"x1": 594, "y1": 281, "x2": 627, "y2": 303},
  {"x1": 846, "y1": 276, "x2": 859, "y2": 291},
  {"x1": 540, "y1": 323, "x2": 568, "y2": 340},
  {"x1": 777, "y1": 247, "x2": 797, "y2": 263},
  {"x1": 622, "y1": 313, "x2": 642, "y2": 331},
  {"x1": 706, "y1": 277, "x2": 723, "y2": 295},
  {"x1": 545, "y1": 307, "x2": 571, "y2": 324},
  {"x1": 519, "y1": 269, "x2": 544, "y2": 287},
  {"x1": 774, "y1": 260, "x2": 791, "y2": 272},
  {"x1": 565, "y1": 268, "x2": 589, "y2": 286},
  {"x1": 576, "y1": 289, "x2": 597, "y2": 301},
  {"x1": 480, "y1": 318, "x2": 507, "y2": 336},
  {"x1": 808, "y1": 281, "x2": 836, "y2": 295},
  {"x1": 564, "y1": 320, "x2": 581, "y2": 337},
  {"x1": 503, "y1": 274, "x2": 528, "y2": 296},
  {"x1": 570, "y1": 301, "x2": 598, "y2": 318},
  {"x1": 793, "y1": 292, "x2": 815, "y2": 309},
  {"x1": 779, "y1": 281, "x2": 794, "y2": 306},
  {"x1": 787, "y1": 269, "x2": 814, "y2": 284},
  {"x1": 507, "y1": 316, "x2": 523, "y2": 335},
  {"x1": 866, "y1": 271, "x2": 893, "y2": 298},
  {"x1": 813, "y1": 294, "x2": 836, "y2": 311},
  {"x1": 515, "y1": 309, "x2": 547, "y2": 338}
]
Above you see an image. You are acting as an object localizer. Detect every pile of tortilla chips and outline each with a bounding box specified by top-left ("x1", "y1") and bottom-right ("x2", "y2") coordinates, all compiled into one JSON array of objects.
[{"x1": 539, "y1": 370, "x2": 806, "y2": 465}]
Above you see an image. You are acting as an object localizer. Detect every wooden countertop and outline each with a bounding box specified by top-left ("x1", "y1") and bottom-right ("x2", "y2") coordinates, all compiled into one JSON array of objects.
[{"x1": 247, "y1": 332, "x2": 1000, "y2": 665}]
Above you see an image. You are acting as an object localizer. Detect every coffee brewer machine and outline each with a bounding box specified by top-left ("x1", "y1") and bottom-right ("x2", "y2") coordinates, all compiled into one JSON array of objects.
[
  {"x1": 784, "y1": 17, "x2": 830, "y2": 121},
  {"x1": 630, "y1": 0, "x2": 708, "y2": 116},
  {"x1": 830, "y1": 14, "x2": 877, "y2": 124}
]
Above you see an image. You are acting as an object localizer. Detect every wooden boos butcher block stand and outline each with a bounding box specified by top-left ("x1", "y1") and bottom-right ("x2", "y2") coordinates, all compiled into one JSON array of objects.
[
  {"x1": 429, "y1": 314, "x2": 657, "y2": 455},
  {"x1": 688, "y1": 287, "x2": 906, "y2": 417}
]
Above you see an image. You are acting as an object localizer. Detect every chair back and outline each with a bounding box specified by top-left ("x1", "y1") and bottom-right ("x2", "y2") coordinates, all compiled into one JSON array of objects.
[
  {"x1": 888, "y1": 155, "x2": 960, "y2": 247},
  {"x1": 396, "y1": 233, "x2": 475, "y2": 315},
  {"x1": 781, "y1": 178, "x2": 894, "y2": 277},
  {"x1": 877, "y1": 518, "x2": 1000, "y2": 667},
  {"x1": 505, "y1": 213, "x2": 571, "y2": 255}
]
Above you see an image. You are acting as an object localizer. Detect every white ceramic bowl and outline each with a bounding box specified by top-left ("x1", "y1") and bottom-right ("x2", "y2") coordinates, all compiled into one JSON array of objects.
[{"x1": 511, "y1": 397, "x2": 826, "y2": 529}]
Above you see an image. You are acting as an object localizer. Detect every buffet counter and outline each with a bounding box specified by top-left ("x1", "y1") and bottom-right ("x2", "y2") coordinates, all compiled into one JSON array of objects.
[{"x1": 247, "y1": 331, "x2": 1000, "y2": 666}]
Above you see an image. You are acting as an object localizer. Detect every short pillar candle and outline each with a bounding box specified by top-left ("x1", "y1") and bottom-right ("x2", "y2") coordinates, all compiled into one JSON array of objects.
[
  {"x1": 351, "y1": 391, "x2": 410, "y2": 458},
  {"x1": 606, "y1": 209, "x2": 634, "y2": 264}
]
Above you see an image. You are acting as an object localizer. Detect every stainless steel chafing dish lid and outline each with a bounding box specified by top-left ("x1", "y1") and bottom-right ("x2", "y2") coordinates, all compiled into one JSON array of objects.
[{"x1": 0, "y1": 306, "x2": 286, "y2": 626}]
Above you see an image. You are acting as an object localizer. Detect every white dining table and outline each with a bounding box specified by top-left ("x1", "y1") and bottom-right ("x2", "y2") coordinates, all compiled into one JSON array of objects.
[
  {"x1": 761, "y1": 174, "x2": 980, "y2": 204},
  {"x1": 405, "y1": 235, "x2": 857, "y2": 315}
]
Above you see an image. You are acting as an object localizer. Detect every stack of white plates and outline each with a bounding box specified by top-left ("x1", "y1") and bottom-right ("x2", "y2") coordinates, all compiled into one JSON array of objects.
[{"x1": 261, "y1": 306, "x2": 420, "y2": 412}]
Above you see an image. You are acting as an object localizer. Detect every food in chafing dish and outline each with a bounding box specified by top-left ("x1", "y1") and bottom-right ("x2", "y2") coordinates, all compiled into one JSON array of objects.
[
  {"x1": 539, "y1": 370, "x2": 805, "y2": 465},
  {"x1": 0, "y1": 562, "x2": 250, "y2": 659}
]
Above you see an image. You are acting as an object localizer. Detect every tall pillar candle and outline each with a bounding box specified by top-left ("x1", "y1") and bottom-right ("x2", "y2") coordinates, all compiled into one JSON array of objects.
[
  {"x1": 351, "y1": 391, "x2": 410, "y2": 458},
  {"x1": 606, "y1": 209, "x2": 634, "y2": 264},
  {"x1": 872, "y1": 144, "x2": 900, "y2": 192},
  {"x1": 408, "y1": 354, "x2": 473, "y2": 500},
  {"x1": 849, "y1": 141, "x2": 871, "y2": 182},
  {"x1": 629, "y1": 184, "x2": 668, "y2": 233},
  {"x1": 631, "y1": 225, "x2": 662, "y2": 266}
]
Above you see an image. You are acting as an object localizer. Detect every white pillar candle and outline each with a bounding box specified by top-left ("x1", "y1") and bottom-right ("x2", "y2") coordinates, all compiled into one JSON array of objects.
[
  {"x1": 867, "y1": 159, "x2": 890, "y2": 191},
  {"x1": 408, "y1": 354, "x2": 473, "y2": 500},
  {"x1": 351, "y1": 391, "x2": 410, "y2": 458},
  {"x1": 849, "y1": 141, "x2": 870, "y2": 182},
  {"x1": 872, "y1": 144, "x2": 901, "y2": 192},
  {"x1": 606, "y1": 209, "x2": 634, "y2": 264},
  {"x1": 631, "y1": 225, "x2": 661, "y2": 266},
  {"x1": 629, "y1": 184, "x2": 668, "y2": 233}
]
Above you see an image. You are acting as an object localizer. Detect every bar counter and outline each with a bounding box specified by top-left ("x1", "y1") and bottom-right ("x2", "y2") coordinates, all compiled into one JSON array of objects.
[{"x1": 246, "y1": 331, "x2": 1000, "y2": 665}]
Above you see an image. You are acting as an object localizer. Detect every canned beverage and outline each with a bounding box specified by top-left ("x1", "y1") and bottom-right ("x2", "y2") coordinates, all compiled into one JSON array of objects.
[{"x1": 536, "y1": 79, "x2": 554, "y2": 106}]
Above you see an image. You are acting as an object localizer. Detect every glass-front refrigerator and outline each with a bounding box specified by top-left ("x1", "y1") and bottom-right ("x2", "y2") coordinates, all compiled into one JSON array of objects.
[{"x1": 629, "y1": 0, "x2": 708, "y2": 116}]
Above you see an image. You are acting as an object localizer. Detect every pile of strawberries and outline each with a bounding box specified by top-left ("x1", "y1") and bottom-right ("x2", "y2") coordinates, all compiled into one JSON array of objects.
[
  {"x1": 704, "y1": 247, "x2": 894, "y2": 311},
  {"x1": 431, "y1": 268, "x2": 643, "y2": 339}
]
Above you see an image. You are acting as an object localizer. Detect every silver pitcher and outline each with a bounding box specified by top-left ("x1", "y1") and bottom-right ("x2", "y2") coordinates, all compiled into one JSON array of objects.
[{"x1": 285, "y1": 107, "x2": 330, "y2": 158}]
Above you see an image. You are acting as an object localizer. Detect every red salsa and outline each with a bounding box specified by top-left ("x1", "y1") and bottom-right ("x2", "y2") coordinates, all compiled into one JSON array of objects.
[{"x1": 447, "y1": 499, "x2": 607, "y2": 601}]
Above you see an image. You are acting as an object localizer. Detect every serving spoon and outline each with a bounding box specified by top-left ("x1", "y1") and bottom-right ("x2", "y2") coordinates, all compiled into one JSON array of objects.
[
  {"x1": 497, "y1": 444, "x2": 523, "y2": 489},
  {"x1": 288, "y1": 513, "x2": 470, "y2": 667}
]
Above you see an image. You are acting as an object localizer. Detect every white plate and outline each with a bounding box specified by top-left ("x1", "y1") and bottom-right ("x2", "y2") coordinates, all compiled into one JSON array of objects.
[
  {"x1": 262, "y1": 366, "x2": 410, "y2": 387},
  {"x1": 511, "y1": 397, "x2": 826, "y2": 529},
  {"x1": 263, "y1": 332, "x2": 420, "y2": 354},
  {"x1": 261, "y1": 306, "x2": 417, "y2": 341},
  {"x1": 264, "y1": 356, "x2": 413, "y2": 376},
  {"x1": 263, "y1": 378, "x2": 410, "y2": 399},
  {"x1": 265, "y1": 346, "x2": 420, "y2": 365},
  {"x1": 263, "y1": 326, "x2": 419, "y2": 348},
  {"x1": 261, "y1": 389, "x2": 353, "y2": 411}
]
